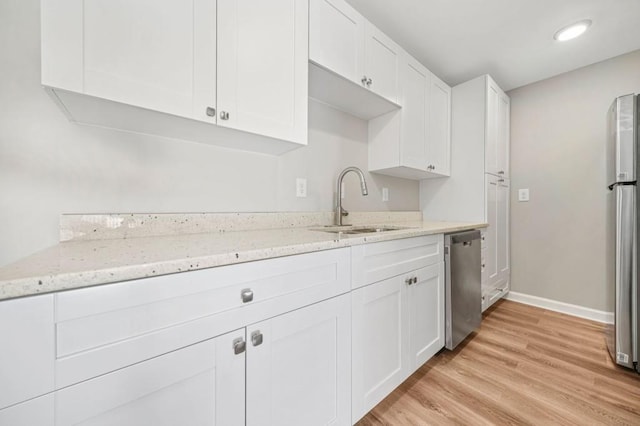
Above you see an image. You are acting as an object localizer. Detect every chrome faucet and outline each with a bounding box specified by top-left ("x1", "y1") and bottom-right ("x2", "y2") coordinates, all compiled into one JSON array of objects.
[{"x1": 336, "y1": 166, "x2": 369, "y2": 226}]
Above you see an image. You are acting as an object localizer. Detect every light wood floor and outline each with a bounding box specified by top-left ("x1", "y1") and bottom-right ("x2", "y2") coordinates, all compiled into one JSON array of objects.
[{"x1": 358, "y1": 299, "x2": 640, "y2": 425}]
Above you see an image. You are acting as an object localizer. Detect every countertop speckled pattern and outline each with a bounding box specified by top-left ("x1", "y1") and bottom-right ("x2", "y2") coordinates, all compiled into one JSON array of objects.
[{"x1": 0, "y1": 213, "x2": 486, "y2": 301}]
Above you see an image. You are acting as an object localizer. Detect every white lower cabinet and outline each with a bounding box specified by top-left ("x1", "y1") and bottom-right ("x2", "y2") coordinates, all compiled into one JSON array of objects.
[
  {"x1": 351, "y1": 262, "x2": 445, "y2": 423},
  {"x1": 55, "y1": 330, "x2": 245, "y2": 426},
  {"x1": 0, "y1": 236, "x2": 449, "y2": 426},
  {"x1": 247, "y1": 294, "x2": 351, "y2": 426},
  {"x1": 408, "y1": 262, "x2": 445, "y2": 369}
]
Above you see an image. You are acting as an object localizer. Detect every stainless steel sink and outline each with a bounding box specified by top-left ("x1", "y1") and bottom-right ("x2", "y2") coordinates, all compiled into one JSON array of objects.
[{"x1": 311, "y1": 225, "x2": 409, "y2": 235}]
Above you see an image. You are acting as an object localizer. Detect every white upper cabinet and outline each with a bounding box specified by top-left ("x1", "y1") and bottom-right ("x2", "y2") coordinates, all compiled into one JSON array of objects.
[
  {"x1": 428, "y1": 74, "x2": 452, "y2": 176},
  {"x1": 485, "y1": 77, "x2": 510, "y2": 177},
  {"x1": 41, "y1": 0, "x2": 308, "y2": 155},
  {"x1": 309, "y1": 0, "x2": 401, "y2": 119},
  {"x1": 368, "y1": 52, "x2": 451, "y2": 180},
  {"x1": 42, "y1": 0, "x2": 216, "y2": 123},
  {"x1": 217, "y1": 0, "x2": 308, "y2": 145},
  {"x1": 363, "y1": 22, "x2": 402, "y2": 104},
  {"x1": 309, "y1": 0, "x2": 364, "y2": 83}
]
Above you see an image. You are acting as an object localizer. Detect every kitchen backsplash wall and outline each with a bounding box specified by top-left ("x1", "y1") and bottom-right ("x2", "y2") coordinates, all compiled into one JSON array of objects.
[
  {"x1": 508, "y1": 49, "x2": 640, "y2": 313},
  {"x1": 0, "y1": 0, "x2": 419, "y2": 267}
]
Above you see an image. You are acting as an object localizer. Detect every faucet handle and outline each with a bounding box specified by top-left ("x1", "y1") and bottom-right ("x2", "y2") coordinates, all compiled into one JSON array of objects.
[{"x1": 340, "y1": 206, "x2": 349, "y2": 217}]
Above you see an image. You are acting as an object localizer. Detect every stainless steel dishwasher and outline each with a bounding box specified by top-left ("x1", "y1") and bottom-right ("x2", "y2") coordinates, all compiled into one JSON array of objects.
[{"x1": 444, "y1": 230, "x2": 482, "y2": 350}]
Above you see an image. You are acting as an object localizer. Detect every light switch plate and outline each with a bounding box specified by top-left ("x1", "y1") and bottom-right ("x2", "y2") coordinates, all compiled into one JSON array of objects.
[
  {"x1": 296, "y1": 178, "x2": 307, "y2": 198},
  {"x1": 382, "y1": 187, "x2": 389, "y2": 202},
  {"x1": 518, "y1": 188, "x2": 530, "y2": 202}
]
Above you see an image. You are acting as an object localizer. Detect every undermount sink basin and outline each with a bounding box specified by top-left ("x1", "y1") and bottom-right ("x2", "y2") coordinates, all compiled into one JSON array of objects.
[{"x1": 312, "y1": 225, "x2": 410, "y2": 235}]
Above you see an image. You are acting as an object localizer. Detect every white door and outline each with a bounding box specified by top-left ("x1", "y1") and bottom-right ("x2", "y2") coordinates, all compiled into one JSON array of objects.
[
  {"x1": 0, "y1": 395, "x2": 53, "y2": 426},
  {"x1": 55, "y1": 331, "x2": 246, "y2": 426},
  {"x1": 217, "y1": 0, "x2": 308, "y2": 145},
  {"x1": 497, "y1": 178, "x2": 511, "y2": 288},
  {"x1": 246, "y1": 295, "x2": 351, "y2": 426},
  {"x1": 497, "y1": 94, "x2": 511, "y2": 178},
  {"x1": 351, "y1": 276, "x2": 408, "y2": 423},
  {"x1": 41, "y1": 0, "x2": 217, "y2": 123},
  {"x1": 309, "y1": 0, "x2": 365, "y2": 83},
  {"x1": 485, "y1": 175, "x2": 499, "y2": 288},
  {"x1": 364, "y1": 22, "x2": 402, "y2": 103},
  {"x1": 407, "y1": 263, "x2": 445, "y2": 371},
  {"x1": 428, "y1": 74, "x2": 452, "y2": 176},
  {"x1": 485, "y1": 79, "x2": 500, "y2": 175},
  {"x1": 400, "y1": 55, "x2": 429, "y2": 171}
]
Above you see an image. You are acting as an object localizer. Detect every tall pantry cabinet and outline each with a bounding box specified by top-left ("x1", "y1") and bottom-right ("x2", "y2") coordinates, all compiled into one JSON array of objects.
[{"x1": 420, "y1": 75, "x2": 510, "y2": 311}]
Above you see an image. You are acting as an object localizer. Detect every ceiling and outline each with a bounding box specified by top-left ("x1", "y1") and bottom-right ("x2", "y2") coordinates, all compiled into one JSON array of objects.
[{"x1": 345, "y1": 0, "x2": 640, "y2": 91}]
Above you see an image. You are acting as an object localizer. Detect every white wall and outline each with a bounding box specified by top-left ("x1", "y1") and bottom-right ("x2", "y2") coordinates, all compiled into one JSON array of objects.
[
  {"x1": 508, "y1": 49, "x2": 640, "y2": 312},
  {"x1": 0, "y1": 0, "x2": 419, "y2": 267}
]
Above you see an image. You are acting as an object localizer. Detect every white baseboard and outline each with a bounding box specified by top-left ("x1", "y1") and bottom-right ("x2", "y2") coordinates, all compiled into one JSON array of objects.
[{"x1": 505, "y1": 291, "x2": 614, "y2": 324}]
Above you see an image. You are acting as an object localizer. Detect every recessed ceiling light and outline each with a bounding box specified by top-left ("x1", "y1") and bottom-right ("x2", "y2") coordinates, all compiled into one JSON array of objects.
[{"x1": 554, "y1": 20, "x2": 592, "y2": 41}]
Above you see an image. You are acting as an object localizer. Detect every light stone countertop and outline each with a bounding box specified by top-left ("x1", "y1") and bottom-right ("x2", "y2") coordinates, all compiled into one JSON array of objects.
[{"x1": 0, "y1": 212, "x2": 486, "y2": 301}]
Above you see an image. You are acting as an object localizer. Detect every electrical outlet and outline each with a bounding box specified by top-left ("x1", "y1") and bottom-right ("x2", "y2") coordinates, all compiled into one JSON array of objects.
[
  {"x1": 296, "y1": 178, "x2": 307, "y2": 198},
  {"x1": 518, "y1": 188, "x2": 529, "y2": 202},
  {"x1": 382, "y1": 187, "x2": 389, "y2": 202}
]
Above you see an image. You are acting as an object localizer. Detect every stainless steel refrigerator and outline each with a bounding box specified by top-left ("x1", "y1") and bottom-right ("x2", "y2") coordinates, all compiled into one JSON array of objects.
[{"x1": 606, "y1": 93, "x2": 638, "y2": 372}]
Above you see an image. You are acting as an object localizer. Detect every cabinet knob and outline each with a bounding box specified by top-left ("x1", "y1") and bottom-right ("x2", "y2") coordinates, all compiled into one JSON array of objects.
[
  {"x1": 405, "y1": 277, "x2": 413, "y2": 285},
  {"x1": 241, "y1": 288, "x2": 254, "y2": 303},
  {"x1": 361, "y1": 76, "x2": 368, "y2": 86},
  {"x1": 206, "y1": 107, "x2": 216, "y2": 117},
  {"x1": 412, "y1": 277, "x2": 418, "y2": 284},
  {"x1": 220, "y1": 111, "x2": 230, "y2": 120},
  {"x1": 366, "y1": 78, "x2": 372, "y2": 87},
  {"x1": 233, "y1": 338, "x2": 246, "y2": 355},
  {"x1": 251, "y1": 330, "x2": 264, "y2": 347}
]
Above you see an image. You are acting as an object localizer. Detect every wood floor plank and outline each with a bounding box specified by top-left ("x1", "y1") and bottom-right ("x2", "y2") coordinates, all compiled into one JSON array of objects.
[{"x1": 357, "y1": 300, "x2": 640, "y2": 426}]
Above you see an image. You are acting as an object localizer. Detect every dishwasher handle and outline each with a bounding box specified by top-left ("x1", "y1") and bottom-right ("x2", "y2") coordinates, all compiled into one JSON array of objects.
[{"x1": 448, "y1": 230, "x2": 481, "y2": 245}]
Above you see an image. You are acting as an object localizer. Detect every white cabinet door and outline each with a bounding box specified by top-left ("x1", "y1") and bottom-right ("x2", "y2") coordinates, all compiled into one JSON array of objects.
[
  {"x1": 407, "y1": 263, "x2": 445, "y2": 371},
  {"x1": 246, "y1": 295, "x2": 351, "y2": 426},
  {"x1": 485, "y1": 79, "x2": 500, "y2": 176},
  {"x1": 217, "y1": 0, "x2": 308, "y2": 145},
  {"x1": 0, "y1": 395, "x2": 53, "y2": 426},
  {"x1": 428, "y1": 74, "x2": 452, "y2": 176},
  {"x1": 364, "y1": 22, "x2": 402, "y2": 103},
  {"x1": 497, "y1": 93, "x2": 511, "y2": 178},
  {"x1": 351, "y1": 276, "x2": 408, "y2": 423},
  {"x1": 485, "y1": 175, "x2": 499, "y2": 288},
  {"x1": 41, "y1": 0, "x2": 217, "y2": 123},
  {"x1": 309, "y1": 0, "x2": 365, "y2": 83},
  {"x1": 0, "y1": 295, "x2": 54, "y2": 410},
  {"x1": 497, "y1": 178, "x2": 511, "y2": 287},
  {"x1": 55, "y1": 331, "x2": 246, "y2": 426},
  {"x1": 400, "y1": 55, "x2": 429, "y2": 171}
]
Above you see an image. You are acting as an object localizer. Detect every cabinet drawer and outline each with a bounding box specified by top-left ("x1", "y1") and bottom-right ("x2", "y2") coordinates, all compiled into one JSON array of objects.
[
  {"x1": 482, "y1": 282, "x2": 509, "y2": 312},
  {"x1": 54, "y1": 248, "x2": 350, "y2": 388},
  {"x1": 0, "y1": 295, "x2": 54, "y2": 410},
  {"x1": 351, "y1": 235, "x2": 443, "y2": 289}
]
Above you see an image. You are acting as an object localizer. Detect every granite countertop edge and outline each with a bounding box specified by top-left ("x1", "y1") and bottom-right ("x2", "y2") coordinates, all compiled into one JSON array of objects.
[{"x1": 0, "y1": 221, "x2": 487, "y2": 302}]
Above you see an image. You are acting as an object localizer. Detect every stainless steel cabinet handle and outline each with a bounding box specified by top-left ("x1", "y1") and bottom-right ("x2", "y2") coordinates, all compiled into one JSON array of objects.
[
  {"x1": 361, "y1": 76, "x2": 368, "y2": 86},
  {"x1": 241, "y1": 288, "x2": 254, "y2": 303},
  {"x1": 498, "y1": 178, "x2": 505, "y2": 183},
  {"x1": 498, "y1": 171, "x2": 505, "y2": 175},
  {"x1": 366, "y1": 78, "x2": 372, "y2": 87},
  {"x1": 251, "y1": 330, "x2": 263, "y2": 346},
  {"x1": 233, "y1": 338, "x2": 246, "y2": 355},
  {"x1": 206, "y1": 107, "x2": 216, "y2": 117},
  {"x1": 220, "y1": 111, "x2": 230, "y2": 120}
]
